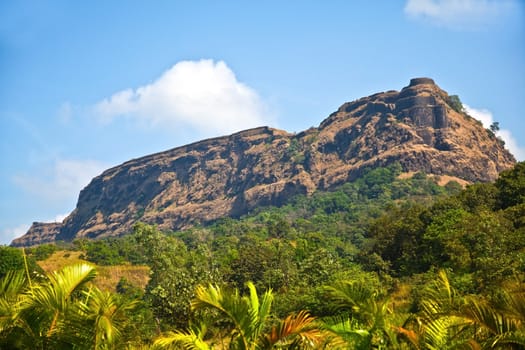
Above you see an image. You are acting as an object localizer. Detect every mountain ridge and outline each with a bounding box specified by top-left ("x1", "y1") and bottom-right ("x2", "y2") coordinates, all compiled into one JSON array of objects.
[{"x1": 12, "y1": 78, "x2": 516, "y2": 246}]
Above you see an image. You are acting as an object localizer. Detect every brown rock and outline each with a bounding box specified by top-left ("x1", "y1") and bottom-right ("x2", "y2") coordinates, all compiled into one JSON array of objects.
[
  {"x1": 12, "y1": 78, "x2": 516, "y2": 246},
  {"x1": 12, "y1": 222, "x2": 62, "y2": 246}
]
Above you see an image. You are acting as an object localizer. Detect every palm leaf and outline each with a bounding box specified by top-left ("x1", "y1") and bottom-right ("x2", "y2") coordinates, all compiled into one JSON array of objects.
[
  {"x1": 154, "y1": 323, "x2": 210, "y2": 350},
  {"x1": 0, "y1": 270, "x2": 27, "y2": 331},
  {"x1": 17, "y1": 263, "x2": 97, "y2": 347},
  {"x1": 321, "y1": 316, "x2": 372, "y2": 350},
  {"x1": 192, "y1": 283, "x2": 255, "y2": 349},
  {"x1": 259, "y1": 310, "x2": 324, "y2": 349},
  {"x1": 75, "y1": 286, "x2": 138, "y2": 349}
]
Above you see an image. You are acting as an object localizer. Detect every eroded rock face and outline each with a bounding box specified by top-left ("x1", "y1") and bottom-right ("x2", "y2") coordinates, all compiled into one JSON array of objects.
[
  {"x1": 12, "y1": 78, "x2": 516, "y2": 246},
  {"x1": 16, "y1": 222, "x2": 62, "y2": 246}
]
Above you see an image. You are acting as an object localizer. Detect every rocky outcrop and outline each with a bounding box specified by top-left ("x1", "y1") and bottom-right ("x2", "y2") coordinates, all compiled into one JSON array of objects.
[
  {"x1": 17, "y1": 222, "x2": 62, "y2": 246},
  {"x1": 12, "y1": 78, "x2": 516, "y2": 246}
]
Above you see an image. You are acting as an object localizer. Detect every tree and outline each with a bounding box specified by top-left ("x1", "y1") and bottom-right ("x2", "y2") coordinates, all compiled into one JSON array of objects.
[
  {"x1": 18, "y1": 263, "x2": 98, "y2": 349},
  {"x1": 0, "y1": 246, "x2": 39, "y2": 279},
  {"x1": 448, "y1": 95, "x2": 464, "y2": 113},
  {"x1": 365, "y1": 204, "x2": 428, "y2": 275},
  {"x1": 134, "y1": 223, "x2": 221, "y2": 328},
  {"x1": 321, "y1": 279, "x2": 399, "y2": 349},
  {"x1": 495, "y1": 162, "x2": 525, "y2": 210},
  {"x1": 402, "y1": 270, "x2": 525, "y2": 349},
  {"x1": 154, "y1": 282, "x2": 325, "y2": 349},
  {"x1": 0, "y1": 263, "x2": 140, "y2": 349},
  {"x1": 490, "y1": 121, "x2": 500, "y2": 133}
]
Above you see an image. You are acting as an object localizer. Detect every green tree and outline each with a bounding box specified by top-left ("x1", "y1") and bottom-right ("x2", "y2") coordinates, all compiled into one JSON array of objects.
[
  {"x1": 154, "y1": 282, "x2": 325, "y2": 349},
  {"x1": 365, "y1": 204, "x2": 428, "y2": 275},
  {"x1": 76, "y1": 287, "x2": 138, "y2": 349},
  {"x1": 134, "y1": 223, "x2": 220, "y2": 328},
  {"x1": 490, "y1": 121, "x2": 500, "y2": 133},
  {"x1": 321, "y1": 278, "x2": 403, "y2": 349},
  {"x1": 0, "y1": 263, "x2": 141, "y2": 349},
  {"x1": 496, "y1": 162, "x2": 525, "y2": 209},
  {"x1": 0, "y1": 246, "x2": 40, "y2": 279},
  {"x1": 403, "y1": 270, "x2": 525, "y2": 349},
  {"x1": 448, "y1": 95, "x2": 464, "y2": 113}
]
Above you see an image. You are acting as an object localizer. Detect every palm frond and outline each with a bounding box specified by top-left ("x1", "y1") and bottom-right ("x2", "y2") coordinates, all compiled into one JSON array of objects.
[
  {"x1": 320, "y1": 316, "x2": 372, "y2": 350},
  {"x1": 192, "y1": 283, "x2": 255, "y2": 348},
  {"x1": 154, "y1": 325, "x2": 210, "y2": 350},
  {"x1": 501, "y1": 291, "x2": 525, "y2": 323},
  {"x1": 260, "y1": 310, "x2": 324, "y2": 349},
  {"x1": 324, "y1": 280, "x2": 377, "y2": 312},
  {"x1": 0, "y1": 270, "x2": 27, "y2": 299},
  {"x1": 75, "y1": 286, "x2": 138, "y2": 349}
]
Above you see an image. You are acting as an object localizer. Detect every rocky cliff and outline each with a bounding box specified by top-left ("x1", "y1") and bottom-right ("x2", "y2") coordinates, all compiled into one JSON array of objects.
[{"x1": 12, "y1": 78, "x2": 516, "y2": 246}]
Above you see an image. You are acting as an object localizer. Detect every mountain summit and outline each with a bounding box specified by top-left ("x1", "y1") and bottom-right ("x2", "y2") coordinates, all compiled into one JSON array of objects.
[{"x1": 13, "y1": 78, "x2": 515, "y2": 246}]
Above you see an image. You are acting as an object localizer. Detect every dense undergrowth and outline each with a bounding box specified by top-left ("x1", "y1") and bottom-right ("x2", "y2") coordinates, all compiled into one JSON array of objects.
[{"x1": 1, "y1": 162, "x2": 524, "y2": 349}]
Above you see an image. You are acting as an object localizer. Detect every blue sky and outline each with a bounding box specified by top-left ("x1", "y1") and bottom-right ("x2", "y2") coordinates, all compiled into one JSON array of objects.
[{"x1": 1, "y1": 0, "x2": 524, "y2": 244}]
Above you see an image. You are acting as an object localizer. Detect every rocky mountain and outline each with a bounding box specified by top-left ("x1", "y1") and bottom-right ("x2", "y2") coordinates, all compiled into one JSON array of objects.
[{"x1": 12, "y1": 78, "x2": 516, "y2": 246}]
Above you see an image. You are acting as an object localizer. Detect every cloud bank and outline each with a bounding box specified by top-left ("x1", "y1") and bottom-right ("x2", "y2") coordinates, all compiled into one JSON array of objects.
[
  {"x1": 13, "y1": 158, "x2": 107, "y2": 201},
  {"x1": 2, "y1": 213, "x2": 68, "y2": 244},
  {"x1": 95, "y1": 59, "x2": 274, "y2": 135},
  {"x1": 464, "y1": 104, "x2": 524, "y2": 160},
  {"x1": 7, "y1": 159, "x2": 107, "y2": 244},
  {"x1": 404, "y1": 0, "x2": 517, "y2": 29},
  {"x1": 1, "y1": 223, "x2": 31, "y2": 244}
]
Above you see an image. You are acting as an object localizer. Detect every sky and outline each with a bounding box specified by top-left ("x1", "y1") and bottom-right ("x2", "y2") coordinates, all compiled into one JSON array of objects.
[{"x1": 1, "y1": 0, "x2": 524, "y2": 245}]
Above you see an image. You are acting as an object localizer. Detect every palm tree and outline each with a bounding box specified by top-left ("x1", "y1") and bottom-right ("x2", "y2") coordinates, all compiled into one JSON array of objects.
[
  {"x1": 0, "y1": 262, "x2": 140, "y2": 350},
  {"x1": 154, "y1": 282, "x2": 325, "y2": 349},
  {"x1": 0, "y1": 270, "x2": 28, "y2": 348},
  {"x1": 399, "y1": 270, "x2": 525, "y2": 350},
  {"x1": 77, "y1": 286, "x2": 139, "y2": 349},
  {"x1": 395, "y1": 270, "x2": 477, "y2": 350},
  {"x1": 461, "y1": 291, "x2": 525, "y2": 349},
  {"x1": 321, "y1": 280, "x2": 399, "y2": 349},
  {"x1": 18, "y1": 263, "x2": 97, "y2": 349}
]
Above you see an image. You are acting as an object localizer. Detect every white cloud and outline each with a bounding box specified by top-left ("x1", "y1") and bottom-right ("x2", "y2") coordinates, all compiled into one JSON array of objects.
[
  {"x1": 53, "y1": 213, "x2": 69, "y2": 223},
  {"x1": 463, "y1": 104, "x2": 493, "y2": 127},
  {"x1": 404, "y1": 0, "x2": 517, "y2": 29},
  {"x1": 1, "y1": 213, "x2": 69, "y2": 245},
  {"x1": 464, "y1": 104, "x2": 524, "y2": 160},
  {"x1": 13, "y1": 158, "x2": 107, "y2": 201},
  {"x1": 94, "y1": 59, "x2": 274, "y2": 135},
  {"x1": 1, "y1": 223, "x2": 31, "y2": 244}
]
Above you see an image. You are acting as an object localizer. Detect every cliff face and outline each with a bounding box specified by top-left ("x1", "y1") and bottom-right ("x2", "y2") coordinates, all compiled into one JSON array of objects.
[{"x1": 12, "y1": 78, "x2": 516, "y2": 246}]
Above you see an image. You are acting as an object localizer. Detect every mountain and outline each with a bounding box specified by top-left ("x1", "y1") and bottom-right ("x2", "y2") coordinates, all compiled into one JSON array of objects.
[{"x1": 12, "y1": 78, "x2": 516, "y2": 246}]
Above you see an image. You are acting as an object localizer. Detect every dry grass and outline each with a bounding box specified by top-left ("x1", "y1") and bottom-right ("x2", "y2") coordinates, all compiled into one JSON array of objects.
[
  {"x1": 397, "y1": 172, "x2": 469, "y2": 187},
  {"x1": 38, "y1": 251, "x2": 86, "y2": 272},
  {"x1": 95, "y1": 265, "x2": 150, "y2": 292},
  {"x1": 38, "y1": 251, "x2": 150, "y2": 292}
]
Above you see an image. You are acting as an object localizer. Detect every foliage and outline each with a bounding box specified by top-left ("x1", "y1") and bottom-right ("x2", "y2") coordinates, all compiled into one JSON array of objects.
[
  {"x1": 27, "y1": 244, "x2": 57, "y2": 261},
  {"x1": 448, "y1": 94, "x2": 464, "y2": 113},
  {"x1": 0, "y1": 246, "x2": 41, "y2": 280},
  {"x1": 490, "y1": 121, "x2": 500, "y2": 133},
  {"x1": 3, "y1": 161, "x2": 525, "y2": 348},
  {"x1": 496, "y1": 161, "x2": 525, "y2": 209},
  {"x1": 134, "y1": 222, "x2": 222, "y2": 329},
  {"x1": 154, "y1": 282, "x2": 326, "y2": 349},
  {"x1": 0, "y1": 262, "x2": 142, "y2": 349}
]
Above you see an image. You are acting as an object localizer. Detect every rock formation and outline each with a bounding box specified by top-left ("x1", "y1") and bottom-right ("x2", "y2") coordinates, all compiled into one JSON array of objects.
[{"x1": 12, "y1": 78, "x2": 515, "y2": 246}]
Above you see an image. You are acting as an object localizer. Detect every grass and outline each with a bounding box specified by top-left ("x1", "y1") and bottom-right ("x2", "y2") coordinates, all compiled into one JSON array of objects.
[{"x1": 38, "y1": 250, "x2": 150, "y2": 292}]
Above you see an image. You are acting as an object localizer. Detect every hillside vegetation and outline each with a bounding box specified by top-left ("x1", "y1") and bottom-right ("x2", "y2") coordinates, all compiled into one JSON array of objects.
[
  {"x1": 1, "y1": 162, "x2": 524, "y2": 349},
  {"x1": 14, "y1": 78, "x2": 516, "y2": 246}
]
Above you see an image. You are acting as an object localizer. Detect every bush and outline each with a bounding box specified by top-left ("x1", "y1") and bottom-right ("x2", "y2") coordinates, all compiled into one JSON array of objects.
[{"x1": 448, "y1": 95, "x2": 463, "y2": 113}]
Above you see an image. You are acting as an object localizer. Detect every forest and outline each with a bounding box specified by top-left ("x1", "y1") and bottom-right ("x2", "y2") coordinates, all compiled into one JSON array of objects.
[{"x1": 1, "y1": 162, "x2": 524, "y2": 349}]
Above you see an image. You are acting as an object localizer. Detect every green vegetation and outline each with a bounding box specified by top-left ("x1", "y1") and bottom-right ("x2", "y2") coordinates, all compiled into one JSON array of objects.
[
  {"x1": 448, "y1": 94, "x2": 464, "y2": 113},
  {"x1": 0, "y1": 263, "x2": 146, "y2": 349},
  {"x1": 1, "y1": 162, "x2": 525, "y2": 348}
]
